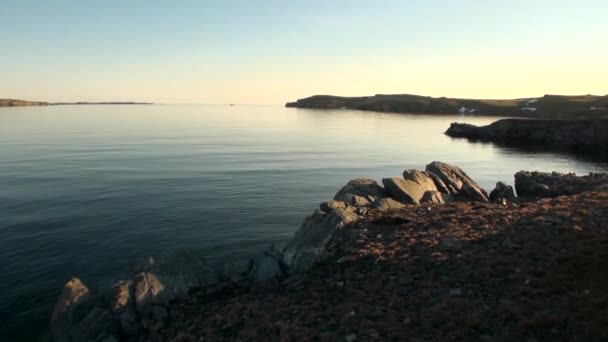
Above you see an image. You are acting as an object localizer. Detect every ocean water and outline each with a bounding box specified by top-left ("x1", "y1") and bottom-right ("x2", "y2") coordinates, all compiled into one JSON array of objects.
[{"x1": 1, "y1": 104, "x2": 606, "y2": 340}]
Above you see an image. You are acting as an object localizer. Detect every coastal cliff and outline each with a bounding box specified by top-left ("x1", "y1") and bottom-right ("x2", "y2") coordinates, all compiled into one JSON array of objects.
[
  {"x1": 286, "y1": 94, "x2": 608, "y2": 119},
  {"x1": 49, "y1": 162, "x2": 608, "y2": 341},
  {"x1": 445, "y1": 119, "x2": 608, "y2": 156}
]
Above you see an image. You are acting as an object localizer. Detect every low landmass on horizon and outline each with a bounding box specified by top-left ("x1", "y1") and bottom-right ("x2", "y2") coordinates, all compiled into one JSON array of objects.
[
  {"x1": 0, "y1": 99, "x2": 154, "y2": 107},
  {"x1": 287, "y1": 93, "x2": 608, "y2": 119}
]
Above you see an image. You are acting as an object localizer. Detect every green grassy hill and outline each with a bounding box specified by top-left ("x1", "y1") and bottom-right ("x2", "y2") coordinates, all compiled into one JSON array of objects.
[{"x1": 286, "y1": 94, "x2": 608, "y2": 119}]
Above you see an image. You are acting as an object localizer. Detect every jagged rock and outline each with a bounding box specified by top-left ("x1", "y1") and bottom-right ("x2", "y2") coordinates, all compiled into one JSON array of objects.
[
  {"x1": 460, "y1": 183, "x2": 489, "y2": 202},
  {"x1": 427, "y1": 172, "x2": 451, "y2": 194},
  {"x1": 51, "y1": 278, "x2": 93, "y2": 341},
  {"x1": 134, "y1": 272, "x2": 165, "y2": 318},
  {"x1": 371, "y1": 197, "x2": 406, "y2": 210},
  {"x1": 402, "y1": 170, "x2": 438, "y2": 192},
  {"x1": 106, "y1": 280, "x2": 132, "y2": 314},
  {"x1": 426, "y1": 161, "x2": 488, "y2": 201},
  {"x1": 382, "y1": 172, "x2": 437, "y2": 205},
  {"x1": 420, "y1": 191, "x2": 453, "y2": 204},
  {"x1": 282, "y1": 203, "x2": 360, "y2": 273},
  {"x1": 333, "y1": 178, "x2": 387, "y2": 203},
  {"x1": 489, "y1": 182, "x2": 516, "y2": 203}
]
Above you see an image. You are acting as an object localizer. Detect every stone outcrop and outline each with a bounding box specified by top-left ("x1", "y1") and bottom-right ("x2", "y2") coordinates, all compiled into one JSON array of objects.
[
  {"x1": 425, "y1": 161, "x2": 489, "y2": 201},
  {"x1": 333, "y1": 178, "x2": 387, "y2": 203},
  {"x1": 50, "y1": 266, "x2": 214, "y2": 341},
  {"x1": 372, "y1": 197, "x2": 406, "y2": 210},
  {"x1": 282, "y1": 201, "x2": 361, "y2": 274},
  {"x1": 489, "y1": 182, "x2": 516, "y2": 203},
  {"x1": 421, "y1": 190, "x2": 453, "y2": 204},
  {"x1": 382, "y1": 171, "x2": 438, "y2": 205},
  {"x1": 445, "y1": 119, "x2": 608, "y2": 155},
  {"x1": 515, "y1": 171, "x2": 608, "y2": 197}
]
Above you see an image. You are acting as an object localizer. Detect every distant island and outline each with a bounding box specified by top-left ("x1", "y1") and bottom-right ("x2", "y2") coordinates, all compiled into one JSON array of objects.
[
  {"x1": 286, "y1": 93, "x2": 608, "y2": 119},
  {"x1": 0, "y1": 98, "x2": 154, "y2": 107},
  {"x1": 0, "y1": 99, "x2": 49, "y2": 107}
]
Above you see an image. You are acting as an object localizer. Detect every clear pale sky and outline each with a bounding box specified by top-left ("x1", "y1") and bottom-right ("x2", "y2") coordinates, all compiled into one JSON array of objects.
[{"x1": 1, "y1": 0, "x2": 607, "y2": 104}]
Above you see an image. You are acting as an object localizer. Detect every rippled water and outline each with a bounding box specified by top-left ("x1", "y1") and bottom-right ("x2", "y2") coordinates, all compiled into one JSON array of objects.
[{"x1": 1, "y1": 104, "x2": 606, "y2": 340}]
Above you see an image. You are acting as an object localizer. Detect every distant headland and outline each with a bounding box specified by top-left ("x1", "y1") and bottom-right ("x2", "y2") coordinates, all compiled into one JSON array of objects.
[
  {"x1": 286, "y1": 93, "x2": 608, "y2": 119},
  {"x1": 0, "y1": 98, "x2": 154, "y2": 107}
]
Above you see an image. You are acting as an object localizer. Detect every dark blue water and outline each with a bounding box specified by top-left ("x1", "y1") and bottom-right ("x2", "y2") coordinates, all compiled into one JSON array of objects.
[{"x1": 1, "y1": 104, "x2": 606, "y2": 340}]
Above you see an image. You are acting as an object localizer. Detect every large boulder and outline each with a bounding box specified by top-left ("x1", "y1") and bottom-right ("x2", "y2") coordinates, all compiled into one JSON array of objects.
[
  {"x1": 333, "y1": 178, "x2": 387, "y2": 203},
  {"x1": 282, "y1": 202, "x2": 360, "y2": 274},
  {"x1": 382, "y1": 171, "x2": 438, "y2": 205},
  {"x1": 425, "y1": 161, "x2": 488, "y2": 201},
  {"x1": 420, "y1": 190, "x2": 453, "y2": 204},
  {"x1": 371, "y1": 197, "x2": 406, "y2": 210}
]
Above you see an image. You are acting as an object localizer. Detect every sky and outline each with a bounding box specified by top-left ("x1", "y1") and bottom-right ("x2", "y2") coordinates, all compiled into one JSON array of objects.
[{"x1": 1, "y1": 0, "x2": 607, "y2": 104}]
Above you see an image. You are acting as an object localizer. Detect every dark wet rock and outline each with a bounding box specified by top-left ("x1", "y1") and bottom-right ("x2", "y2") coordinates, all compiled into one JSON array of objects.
[
  {"x1": 371, "y1": 197, "x2": 406, "y2": 210},
  {"x1": 333, "y1": 178, "x2": 387, "y2": 203},
  {"x1": 382, "y1": 172, "x2": 438, "y2": 204},
  {"x1": 426, "y1": 161, "x2": 488, "y2": 201},
  {"x1": 515, "y1": 171, "x2": 608, "y2": 198},
  {"x1": 489, "y1": 182, "x2": 516, "y2": 203},
  {"x1": 420, "y1": 190, "x2": 453, "y2": 204}
]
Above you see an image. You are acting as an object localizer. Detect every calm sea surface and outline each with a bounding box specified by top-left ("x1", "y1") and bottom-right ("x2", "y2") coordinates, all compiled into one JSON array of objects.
[{"x1": 1, "y1": 104, "x2": 606, "y2": 340}]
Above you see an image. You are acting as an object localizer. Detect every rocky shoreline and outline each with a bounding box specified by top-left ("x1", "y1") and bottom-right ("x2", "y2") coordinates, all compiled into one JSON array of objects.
[
  {"x1": 49, "y1": 162, "x2": 608, "y2": 341},
  {"x1": 286, "y1": 94, "x2": 608, "y2": 120},
  {"x1": 445, "y1": 119, "x2": 608, "y2": 156}
]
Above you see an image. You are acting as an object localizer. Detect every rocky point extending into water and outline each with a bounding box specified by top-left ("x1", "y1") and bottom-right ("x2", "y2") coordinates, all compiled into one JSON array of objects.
[
  {"x1": 445, "y1": 119, "x2": 608, "y2": 157},
  {"x1": 286, "y1": 94, "x2": 608, "y2": 119},
  {"x1": 49, "y1": 162, "x2": 608, "y2": 341}
]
